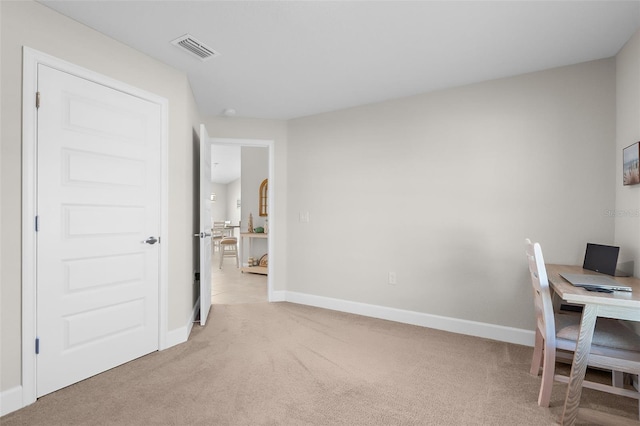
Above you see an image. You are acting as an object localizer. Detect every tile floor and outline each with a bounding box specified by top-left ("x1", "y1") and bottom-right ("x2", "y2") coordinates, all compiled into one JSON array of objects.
[{"x1": 211, "y1": 251, "x2": 268, "y2": 304}]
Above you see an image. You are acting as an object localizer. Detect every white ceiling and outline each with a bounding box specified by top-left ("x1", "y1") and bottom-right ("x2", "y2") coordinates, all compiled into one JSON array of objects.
[
  {"x1": 211, "y1": 145, "x2": 241, "y2": 184},
  {"x1": 39, "y1": 1, "x2": 640, "y2": 121}
]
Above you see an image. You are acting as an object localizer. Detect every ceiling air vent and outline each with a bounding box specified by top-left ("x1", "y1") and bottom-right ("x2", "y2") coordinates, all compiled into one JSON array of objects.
[{"x1": 171, "y1": 34, "x2": 219, "y2": 61}]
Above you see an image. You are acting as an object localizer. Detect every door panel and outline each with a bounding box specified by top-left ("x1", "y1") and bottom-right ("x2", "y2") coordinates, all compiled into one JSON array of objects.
[
  {"x1": 36, "y1": 64, "x2": 160, "y2": 396},
  {"x1": 199, "y1": 124, "x2": 213, "y2": 326}
]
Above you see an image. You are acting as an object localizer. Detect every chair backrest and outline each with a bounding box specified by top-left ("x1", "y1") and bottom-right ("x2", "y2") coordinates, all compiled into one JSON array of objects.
[
  {"x1": 212, "y1": 221, "x2": 226, "y2": 238},
  {"x1": 525, "y1": 239, "x2": 556, "y2": 346}
]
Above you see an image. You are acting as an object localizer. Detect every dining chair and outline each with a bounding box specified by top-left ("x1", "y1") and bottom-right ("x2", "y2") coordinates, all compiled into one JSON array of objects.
[
  {"x1": 525, "y1": 239, "x2": 640, "y2": 413},
  {"x1": 219, "y1": 237, "x2": 239, "y2": 269},
  {"x1": 212, "y1": 221, "x2": 226, "y2": 252}
]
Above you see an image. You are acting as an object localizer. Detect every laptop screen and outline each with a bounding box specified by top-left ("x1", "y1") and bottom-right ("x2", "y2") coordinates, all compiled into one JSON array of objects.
[{"x1": 583, "y1": 243, "x2": 619, "y2": 276}]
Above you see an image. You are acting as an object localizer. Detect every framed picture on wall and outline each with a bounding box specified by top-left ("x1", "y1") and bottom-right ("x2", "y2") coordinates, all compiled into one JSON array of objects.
[{"x1": 623, "y1": 142, "x2": 640, "y2": 186}]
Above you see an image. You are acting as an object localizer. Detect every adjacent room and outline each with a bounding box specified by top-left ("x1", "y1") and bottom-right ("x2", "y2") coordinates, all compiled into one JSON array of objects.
[
  {"x1": 1, "y1": 1, "x2": 639, "y2": 424},
  {"x1": 209, "y1": 142, "x2": 268, "y2": 305}
]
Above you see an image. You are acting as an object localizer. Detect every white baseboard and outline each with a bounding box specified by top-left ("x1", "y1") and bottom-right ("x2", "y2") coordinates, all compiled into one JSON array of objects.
[
  {"x1": 165, "y1": 298, "x2": 199, "y2": 349},
  {"x1": 165, "y1": 325, "x2": 190, "y2": 349},
  {"x1": 269, "y1": 290, "x2": 286, "y2": 302},
  {"x1": 283, "y1": 291, "x2": 535, "y2": 347},
  {"x1": 1, "y1": 386, "x2": 23, "y2": 416}
]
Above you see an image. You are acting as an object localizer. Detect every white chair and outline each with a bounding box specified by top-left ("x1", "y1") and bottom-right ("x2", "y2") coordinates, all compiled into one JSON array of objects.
[
  {"x1": 219, "y1": 237, "x2": 238, "y2": 269},
  {"x1": 212, "y1": 221, "x2": 226, "y2": 252},
  {"x1": 525, "y1": 239, "x2": 640, "y2": 413}
]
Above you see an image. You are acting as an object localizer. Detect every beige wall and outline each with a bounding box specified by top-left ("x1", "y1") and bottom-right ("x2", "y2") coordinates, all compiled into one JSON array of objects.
[
  {"x1": 1, "y1": 1, "x2": 200, "y2": 392},
  {"x1": 211, "y1": 182, "x2": 230, "y2": 223},
  {"x1": 241, "y1": 147, "x2": 269, "y2": 258},
  {"x1": 287, "y1": 59, "x2": 617, "y2": 331},
  {"x1": 615, "y1": 29, "x2": 640, "y2": 276},
  {"x1": 226, "y1": 178, "x2": 242, "y2": 225}
]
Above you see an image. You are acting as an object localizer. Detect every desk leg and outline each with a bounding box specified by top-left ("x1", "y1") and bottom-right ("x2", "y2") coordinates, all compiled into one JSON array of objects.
[{"x1": 561, "y1": 304, "x2": 597, "y2": 425}]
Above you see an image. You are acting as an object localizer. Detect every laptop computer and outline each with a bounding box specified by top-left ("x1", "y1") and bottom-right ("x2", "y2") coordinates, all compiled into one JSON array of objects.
[
  {"x1": 582, "y1": 243, "x2": 619, "y2": 276},
  {"x1": 559, "y1": 272, "x2": 632, "y2": 292}
]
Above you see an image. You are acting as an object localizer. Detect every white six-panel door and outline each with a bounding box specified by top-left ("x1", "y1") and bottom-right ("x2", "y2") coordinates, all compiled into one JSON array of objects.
[{"x1": 36, "y1": 64, "x2": 161, "y2": 396}]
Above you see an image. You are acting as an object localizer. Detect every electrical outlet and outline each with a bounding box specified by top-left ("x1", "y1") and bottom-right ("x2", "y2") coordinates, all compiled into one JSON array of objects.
[
  {"x1": 388, "y1": 272, "x2": 397, "y2": 285},
  {"x1": 299, "y1": 211, "x2": 310, "y2": 223}
]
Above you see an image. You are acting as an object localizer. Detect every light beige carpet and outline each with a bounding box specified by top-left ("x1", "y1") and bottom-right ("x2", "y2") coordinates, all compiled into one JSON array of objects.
[{"x1": 2, "y1": 302, "x2": 637, "y2": 425}]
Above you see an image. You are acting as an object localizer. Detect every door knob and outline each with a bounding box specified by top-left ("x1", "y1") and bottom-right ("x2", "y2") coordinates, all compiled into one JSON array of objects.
[
  {"x1": 193, "y1": 232, "x2": 212, "y2": 238},
  {"x1": 143, "y1": 236, "x2": 158, "y2": 245}
]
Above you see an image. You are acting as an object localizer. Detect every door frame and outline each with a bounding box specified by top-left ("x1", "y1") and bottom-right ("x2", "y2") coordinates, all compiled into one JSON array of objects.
[
  {"x1": 210, "y1": 137, "x2": 275, "y2": 300},
  {"x1": 21, "y1": 47, "x2": 169, "y2": 406}
]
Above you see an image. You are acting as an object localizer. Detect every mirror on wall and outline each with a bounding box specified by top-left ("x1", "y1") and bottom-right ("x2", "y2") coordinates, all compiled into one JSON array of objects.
[{"x1": 259, "y1": 179, "x2": 268, "y2": 217}]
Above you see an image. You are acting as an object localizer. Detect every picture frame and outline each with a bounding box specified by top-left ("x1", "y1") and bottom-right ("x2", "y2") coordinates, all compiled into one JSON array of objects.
[{"x1": 623, "y1": 142, "x2": 640, "y2": 186}]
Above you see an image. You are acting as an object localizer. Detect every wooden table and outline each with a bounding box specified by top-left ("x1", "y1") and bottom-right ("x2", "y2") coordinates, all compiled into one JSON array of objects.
[
  {"x1": 239, "y1": 232, "x2": 268, "y2": 275},
  {"x1": 222, "y1": 225, "x2": 239, "y2": 237},
  {"x1": 546, "y1": 264, "x2": 640, "y2": 425}
]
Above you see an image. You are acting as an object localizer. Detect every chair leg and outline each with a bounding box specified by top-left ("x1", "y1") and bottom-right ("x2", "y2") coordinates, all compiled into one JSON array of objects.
[
  {"x1": 219, "y1": 242, "x2": 238, "y2": 269},
  {"x1": 612, "y1": 371, "x2": 624, "y2": 388},
  {"x1": 530, "y1": 328, "x2": 544, "y2": 376},
  {"x1": 631, "y1": 374, "x2": 640, "y2": 419},
  {"x1": 538, "y1": 340, "x2": 556, "y2": 407}
]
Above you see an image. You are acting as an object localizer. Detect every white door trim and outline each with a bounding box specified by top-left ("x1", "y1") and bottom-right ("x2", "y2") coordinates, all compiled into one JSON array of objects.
[
  {"x1": 21, "y1": 47, "x2": 169, "y2": 407},
  {"x1": 210, "y1": 137, "x2": 275, "y2": 301}
]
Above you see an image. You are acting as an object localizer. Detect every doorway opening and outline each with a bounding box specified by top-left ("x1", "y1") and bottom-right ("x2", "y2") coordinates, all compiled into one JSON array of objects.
[{"x1": 208, "y1": 137, "x2": 274, "y2": 306}]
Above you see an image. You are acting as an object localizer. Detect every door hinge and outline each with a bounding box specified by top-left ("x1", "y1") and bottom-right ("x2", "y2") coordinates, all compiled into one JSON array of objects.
[
  {"x1": 35, "y1": 338, "x2": 40, "y2": 355},
  {"x1": 36, "y1": 92, "x2": 41, "y2": 109},
  {"x1": 35, "y1": 215, "x2": 39, "y2": 232}
]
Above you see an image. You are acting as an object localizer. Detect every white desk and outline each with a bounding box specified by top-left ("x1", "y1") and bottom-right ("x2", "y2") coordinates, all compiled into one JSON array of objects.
[
  {"x1": 546, "y1": 264, "x2": 640, "y2": 425},
  {"x1": 239, "y1": 232, "x2": 268, "y2": 275}
]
